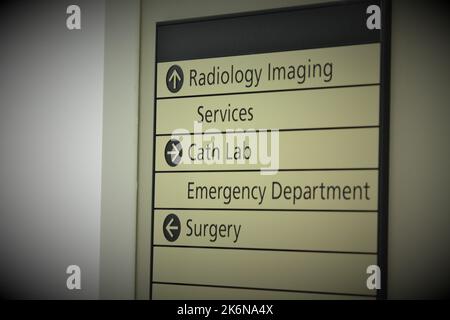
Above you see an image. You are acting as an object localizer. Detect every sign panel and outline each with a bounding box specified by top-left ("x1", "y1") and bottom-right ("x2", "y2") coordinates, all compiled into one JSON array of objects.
[{"x1": 151, "y1": 0, "x2": 390, "y2": 299}]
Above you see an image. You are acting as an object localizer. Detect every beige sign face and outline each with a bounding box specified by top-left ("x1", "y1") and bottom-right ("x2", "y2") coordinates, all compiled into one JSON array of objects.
[{"x1": 152, "y1": 3, "x2": 389, "y2": 300}]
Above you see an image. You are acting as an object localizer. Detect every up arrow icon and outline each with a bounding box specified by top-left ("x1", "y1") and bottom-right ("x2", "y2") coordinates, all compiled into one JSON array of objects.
[
  {"x1": 166, "y1": 65, "x2": 184, "y2": 93},
  {"x1": 169, "y1": 69, "x2": 181, "y2": 89}
]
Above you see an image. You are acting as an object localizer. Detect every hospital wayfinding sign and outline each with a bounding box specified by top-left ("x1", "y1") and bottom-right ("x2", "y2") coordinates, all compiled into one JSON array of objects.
[{"x1": 151, "y1": 0, "x2": 390, "y2": 300}]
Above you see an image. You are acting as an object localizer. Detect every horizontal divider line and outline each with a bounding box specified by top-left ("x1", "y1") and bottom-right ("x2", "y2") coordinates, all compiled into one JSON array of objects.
[
  {"x1": 154, "y1": 244, "x2": 377, "y2": 255},
  {"x1": 156, "y1": 83, "x2": 381, "y2": 100},
  {"x1": 154, "y1": 207, "x2": 378, "y2": 213},
  {"x1": 155, "y1": 168, "x2": 379, "y2": 173},
  {"x1": 155, "y1": 125, "x2": 380, "y2": 137},
  {"x1": 151, "y1": 281, "x2": 376, "y2": 298}
]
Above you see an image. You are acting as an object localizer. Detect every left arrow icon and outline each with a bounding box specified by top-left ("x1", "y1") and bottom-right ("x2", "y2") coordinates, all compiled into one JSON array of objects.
[
  {"x1": 166, "y1": 65, "x2": 184, "y2": 93},
  {"x1": 163, "y1": 214, "x2": 181, "y2": 242}
]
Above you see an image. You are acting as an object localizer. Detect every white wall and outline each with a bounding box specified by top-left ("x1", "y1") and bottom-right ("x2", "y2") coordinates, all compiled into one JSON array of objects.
[
  {"x1": 0, "y1": 0, "x2": 141, "y2": 300},
  {"x1": 100, "y1": 0, "x2": 140, "y2": 300},
  {"x1": 0, "y1": 0, "x2": 105, "y2": 299}
]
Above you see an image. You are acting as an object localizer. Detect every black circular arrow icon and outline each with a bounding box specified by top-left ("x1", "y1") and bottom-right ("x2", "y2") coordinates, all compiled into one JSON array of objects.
[
  {"x1": 165, "y1": 139, "x2": 183, "y2": 167},
  {"x1": 166, "y1": 65, "x2": 184, "y2": 93},
  {"x1": 163, "y1": 214, "x2": 181, "y2": 242}
]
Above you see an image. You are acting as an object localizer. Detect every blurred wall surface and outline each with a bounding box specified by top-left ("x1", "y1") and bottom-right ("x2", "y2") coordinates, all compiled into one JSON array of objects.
[{"x1": 0, "y1": 0, "x2": 105, "y2": 299}]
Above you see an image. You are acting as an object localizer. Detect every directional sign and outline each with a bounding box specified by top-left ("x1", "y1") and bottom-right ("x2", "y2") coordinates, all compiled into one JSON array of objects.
[{"x1": 151, "y1": 0, "x2": 390, "y2": 300}]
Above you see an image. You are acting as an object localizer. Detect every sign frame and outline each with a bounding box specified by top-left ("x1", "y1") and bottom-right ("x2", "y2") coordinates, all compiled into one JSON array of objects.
[{"x1": 150, "y1": 0, "x2": 390, "y2": 300}]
